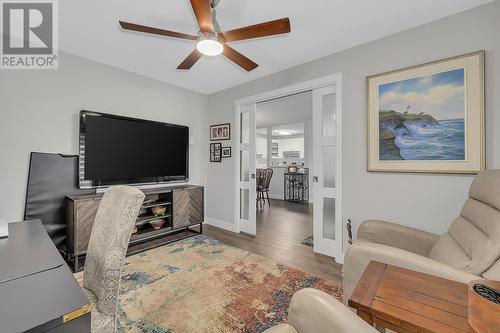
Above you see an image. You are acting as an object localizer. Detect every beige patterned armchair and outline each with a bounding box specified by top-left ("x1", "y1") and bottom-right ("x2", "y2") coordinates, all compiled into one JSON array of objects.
[{"x1": 82, "y1": 186, "x2": 144, "y2": 333}]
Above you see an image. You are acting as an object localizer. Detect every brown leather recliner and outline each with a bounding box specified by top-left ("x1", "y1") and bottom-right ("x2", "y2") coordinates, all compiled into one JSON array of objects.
[{"x1": 343, "y1": 169, "x2": 500, "y2": 304}]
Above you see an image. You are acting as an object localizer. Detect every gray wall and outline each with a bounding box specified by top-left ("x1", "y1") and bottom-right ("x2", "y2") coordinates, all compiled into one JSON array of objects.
[
  {"x1": 206, "y1": 1, "x2": 500, "y2": 239},
  {"x1": 0, "y1": 51, "x2": 208, "y2": 222}
]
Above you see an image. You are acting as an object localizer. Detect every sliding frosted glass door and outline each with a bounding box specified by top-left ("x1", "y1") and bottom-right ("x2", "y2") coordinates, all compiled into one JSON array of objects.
[
  {"x1": 312, "y1": 85, "x2": 342, "y2": 258},
  {"x1": 236, "y1": 103, "x2": 257, "y2": 235}
]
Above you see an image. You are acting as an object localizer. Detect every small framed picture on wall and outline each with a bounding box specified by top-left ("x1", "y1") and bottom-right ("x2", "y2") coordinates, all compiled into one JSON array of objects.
[
  {"x1": 210, "y1": 123, "x2": 231, "y2": 141},
  {"x1": 210, "y1": 143, "x2": 222, "y2": 162},
  {"x1": 221, "y1": 147, "x2": 231, "y2": 158}
]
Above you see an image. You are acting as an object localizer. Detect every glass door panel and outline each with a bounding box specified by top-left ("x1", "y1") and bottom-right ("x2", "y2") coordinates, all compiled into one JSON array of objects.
[
  {"x1": 322, "y1": 93, "x2": 336, "y2": 136},
  {"x1": 322, "y1": 145, "x2": 336, "y2": 188},
  {"x1": 240, "y1": 188, "x2": 249, "y2": 220},
  {"x1": 240, "y1": 150, "x2": 250, "y2": 182},
  {"x1": 322, "y1": 197, "x2": 336, "y2": 240},
  {"x1": 241, "y1": 112, "x2": 250, "y2": 144}
]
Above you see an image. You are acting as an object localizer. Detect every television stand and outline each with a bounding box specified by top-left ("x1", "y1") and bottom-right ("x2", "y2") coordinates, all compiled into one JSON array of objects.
[{"x1": 66, "y1": 185, "x2": 203, "y2": 272}]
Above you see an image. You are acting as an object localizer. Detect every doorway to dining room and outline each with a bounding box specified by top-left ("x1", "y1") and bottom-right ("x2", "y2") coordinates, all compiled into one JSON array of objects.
[
  {"x1": 234, "y1": 74, "x2": 344, "y2": 264},
  {"x1": 255, "y1": 92, "x2": 315, "y2": 254}
]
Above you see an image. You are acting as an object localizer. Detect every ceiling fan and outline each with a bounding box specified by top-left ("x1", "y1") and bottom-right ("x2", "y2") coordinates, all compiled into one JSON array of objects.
[{"x1": 119, "y1": 0, "x2": 291, "y2": 71}]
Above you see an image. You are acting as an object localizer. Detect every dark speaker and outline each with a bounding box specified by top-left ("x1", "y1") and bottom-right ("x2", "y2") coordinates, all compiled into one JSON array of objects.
[{"x1": 24, "y1": 152, "x2": 90, "y2": 253}]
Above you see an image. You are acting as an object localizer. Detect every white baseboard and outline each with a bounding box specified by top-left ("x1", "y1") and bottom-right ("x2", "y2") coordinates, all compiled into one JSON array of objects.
[
  {"x1": 335, "y1": 252, "x2": 345, "y2": 265},
  {"x1": 204, "y1": 217, "x2": 238, "y2": 233}
]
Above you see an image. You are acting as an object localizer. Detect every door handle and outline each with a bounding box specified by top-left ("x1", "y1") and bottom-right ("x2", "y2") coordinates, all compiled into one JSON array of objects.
[
  {"x1": 251, "y1": 173, "x2": 256, "y2": 179},
  {"x1": 313, "y1": 176, "x2": 319, "y2": 183}
]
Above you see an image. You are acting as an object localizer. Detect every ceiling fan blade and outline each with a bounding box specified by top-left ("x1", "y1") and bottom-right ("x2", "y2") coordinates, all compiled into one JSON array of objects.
[
  {"x1": 177, "y1": 49, "x2": 203, "y2": 70},
  {"x1": 119, "y1": 21, "x2": 197, "y2": 41},
  {"x1": 221, "y1": 18, "x2": 290, "y2": 42},
  {"x1": 190, "y1": 0, "x2": 214, "y2": 33},
  {"x1": 223, "y1": 45, "x2": 258, "y2": 72}
]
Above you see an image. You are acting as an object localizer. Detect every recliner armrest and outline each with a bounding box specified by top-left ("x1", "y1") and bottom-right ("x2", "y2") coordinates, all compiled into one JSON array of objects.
[
  {"x1": 287, "y1": 288, "x2": 377, "y2": 333},
  {"x1": 343, "y1": 242, "x2": 480, "y2": 304},
  {"x1": 357, "y1": 220, "x2": 439, "y2": 256}
]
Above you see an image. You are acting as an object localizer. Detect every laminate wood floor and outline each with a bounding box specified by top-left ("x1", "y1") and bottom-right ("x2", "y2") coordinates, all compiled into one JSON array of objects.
[{"x1": 203, "y1": 199, "x2": 343, "y2": 284}]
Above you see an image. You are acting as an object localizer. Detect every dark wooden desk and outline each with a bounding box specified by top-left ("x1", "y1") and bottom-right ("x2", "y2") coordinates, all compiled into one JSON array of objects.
[
  {"x1": 348, "y1": 261, "x2": 475, "y2": 333},
  {"x1": 0, "y1": 220, "x2": 91, "y2": 332}
]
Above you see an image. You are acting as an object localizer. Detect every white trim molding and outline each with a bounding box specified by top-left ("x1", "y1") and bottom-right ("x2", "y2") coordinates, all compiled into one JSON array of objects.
[{"x1": 235, "y1": 73, "x2": 343, "y2": 106}]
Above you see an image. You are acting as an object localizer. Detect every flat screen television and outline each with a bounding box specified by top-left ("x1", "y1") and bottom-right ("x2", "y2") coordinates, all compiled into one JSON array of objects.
[{"x1": 79, "y1": 111, "x2": 189, "y2": 188}]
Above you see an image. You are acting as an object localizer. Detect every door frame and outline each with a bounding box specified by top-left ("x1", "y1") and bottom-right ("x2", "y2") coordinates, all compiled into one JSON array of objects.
[{"x1": 234, "y1": 73, "x2": 344, "y2": 257}]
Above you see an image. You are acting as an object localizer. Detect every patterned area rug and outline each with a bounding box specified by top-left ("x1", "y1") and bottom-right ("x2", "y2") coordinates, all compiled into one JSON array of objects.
[
  {"x1": 75, "y1": 235, "x2": 342, "y2": 333},
  {"x1": 301, "y1": 235, "x2": 314, "y2": 247}
]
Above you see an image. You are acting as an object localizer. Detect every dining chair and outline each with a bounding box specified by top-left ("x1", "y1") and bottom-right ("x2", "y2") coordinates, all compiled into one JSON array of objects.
[
  {"x1": 82, "y1": 185, "x2": 145, "y2": 333},
  {"x1": 261, "y1": 168, "x2": 274, "y2": 206}
]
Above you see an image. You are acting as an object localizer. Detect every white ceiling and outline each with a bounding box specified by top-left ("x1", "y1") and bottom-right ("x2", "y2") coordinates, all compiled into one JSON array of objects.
[
  {"x1": 59, "y1": 0, "x2": 491, "y2": 94},
  {"x1": 256, "y1": 92, "x2": 312, "y2": 130}
]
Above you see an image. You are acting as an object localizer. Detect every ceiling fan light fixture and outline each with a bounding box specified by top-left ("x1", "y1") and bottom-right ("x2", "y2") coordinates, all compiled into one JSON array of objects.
[
  {"x1": 196, "y1": 33, "x2": 223, "y2": 56},
  {"x1": 276, "y1": 130, "x2": 294, "y2": 136},
  {"x1": 119, "y1": 0, "x2": 290, "y2": 71}
]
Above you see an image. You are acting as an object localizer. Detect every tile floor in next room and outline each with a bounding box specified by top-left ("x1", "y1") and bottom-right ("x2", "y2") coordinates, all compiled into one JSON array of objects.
[{"x1": 203, "y1": 199, "x2": 343, "y2": 284}]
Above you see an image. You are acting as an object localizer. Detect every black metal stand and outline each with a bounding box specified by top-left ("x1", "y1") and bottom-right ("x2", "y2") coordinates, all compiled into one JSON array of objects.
[{"x1": 284, "y1": 171, "x2": 309, "y2": 204}]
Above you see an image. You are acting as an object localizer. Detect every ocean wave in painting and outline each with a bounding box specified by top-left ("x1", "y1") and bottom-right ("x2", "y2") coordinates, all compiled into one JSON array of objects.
[
  {"x1": 378, "y1": 110, "x2": 465, "y2": 161},
  {"x1": 394, "y1": 119, "x2": 465, "y2": 160}
]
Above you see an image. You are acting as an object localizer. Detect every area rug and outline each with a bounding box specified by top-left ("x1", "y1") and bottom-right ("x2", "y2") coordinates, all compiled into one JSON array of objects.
[
  {"x1": 74, "y1": 235, "x2": 342, "y2": 333},
  {"x1": 301, "y1": 235, "x2": 313, "y2": 247}
]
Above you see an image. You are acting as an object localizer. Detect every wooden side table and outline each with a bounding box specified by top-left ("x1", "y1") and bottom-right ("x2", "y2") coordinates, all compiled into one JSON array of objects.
[{"x1": 348, "y1": 261, "x2": 475, "y2": 333}]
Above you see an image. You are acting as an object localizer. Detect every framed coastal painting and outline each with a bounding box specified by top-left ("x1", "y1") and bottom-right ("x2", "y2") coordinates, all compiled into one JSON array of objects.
[{"x1": 367, "y1": 51, "x2": 485, "y2": 174}]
